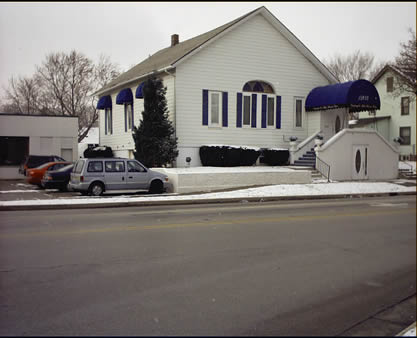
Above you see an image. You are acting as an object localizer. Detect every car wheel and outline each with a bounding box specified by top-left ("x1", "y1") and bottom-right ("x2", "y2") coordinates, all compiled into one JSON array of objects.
[
  {"x1": 149, "y1": 180, "x2": 163, "y2": 194},
  {"x1": 89, "y1": 182, "x2": 104, "y2": 196}
]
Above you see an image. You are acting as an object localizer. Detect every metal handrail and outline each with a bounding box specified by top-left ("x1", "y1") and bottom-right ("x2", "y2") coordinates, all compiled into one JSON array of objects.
[{"x1": 315, "y1": 156, "x2": 331, "y2": 182}]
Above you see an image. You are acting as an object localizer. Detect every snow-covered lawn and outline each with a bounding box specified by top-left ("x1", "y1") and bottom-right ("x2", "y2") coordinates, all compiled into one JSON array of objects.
[
  {"x1": 399, "y1": 161, "x2": 416, "y2": 173},
  {"x1": 0, "y1": 181, "x2": 414, "y2": 207}
]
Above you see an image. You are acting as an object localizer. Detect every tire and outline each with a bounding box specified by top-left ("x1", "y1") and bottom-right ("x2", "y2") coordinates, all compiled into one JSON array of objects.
[
  {"x1": 89, "y1": 182, "x2": 104, "y2": 196},
  {"x1": 149, "y1": 180, "x2": 163, "y2": 194}
]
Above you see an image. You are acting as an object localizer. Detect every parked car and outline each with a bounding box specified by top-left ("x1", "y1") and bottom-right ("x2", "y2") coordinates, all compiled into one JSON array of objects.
[
  {"x1": 19, "y1": 155, "x2": 66, "y2": 176},
  {"x1": 69, "y1": 157, "x2": 170, "y2": 196},
  {"x1": 41, "y1": 163, "x2": 74, "y2": 191},
  {"x1": 27, "y1": 161, "x2": 72, "y2": 187}
]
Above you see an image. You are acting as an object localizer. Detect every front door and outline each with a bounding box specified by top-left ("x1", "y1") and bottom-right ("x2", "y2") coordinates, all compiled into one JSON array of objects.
[{"x1": 352, "y1": 145, "x2": 368, "y2": 180}]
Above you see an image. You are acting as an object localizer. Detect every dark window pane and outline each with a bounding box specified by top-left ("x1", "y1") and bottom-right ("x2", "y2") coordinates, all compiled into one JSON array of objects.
[
  {"x1": 243, "y1": 96, "x2": 251, "y2": 125},
  {"x1": 0, "y1": 137, "x2": 29, "y2": 166},
  {"x1": 387, "y1": 77, "x2": 393, "y2": 92},
  {"x1": 267, "y1": 97, "x2": 274, "y2": 126}
]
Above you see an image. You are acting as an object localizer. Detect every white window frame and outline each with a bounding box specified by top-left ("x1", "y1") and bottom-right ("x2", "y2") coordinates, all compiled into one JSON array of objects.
[
  {"x1": 266, "y1": 95, "x2": 275, "y2": 128},
  {"x1": 208, "y1": 91, "x2": 222, "y2": 127},
  {"x1": 125, "y1": 103, "x2": 133, "y2": 131},
  {"x1": 105, "y1": 108, "x2": 112, "y2": 135},
  {"x1": 242, "y1": 94, "x2": 252, "y2": 128},
  {"x1": 294, "y1": 97, "x2": 304, "y2": 129}
]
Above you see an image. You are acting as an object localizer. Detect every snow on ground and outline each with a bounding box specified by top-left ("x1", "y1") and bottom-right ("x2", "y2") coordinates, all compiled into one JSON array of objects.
[
  {"x1": 0, "y1": 181, "x2": 414, "y2": 207},
  {"x1": 0, "y1": 190, "x2": 40, "y2": 194},
  {"x1": 401, "y1": 325, "x2": 416, "y2": 337},
  {"x1": 399, "y1": 161, "x2": 416, "y2": 172},
  {"x1": 157, "y1": 166, "x2": 296, "y2": 174}
]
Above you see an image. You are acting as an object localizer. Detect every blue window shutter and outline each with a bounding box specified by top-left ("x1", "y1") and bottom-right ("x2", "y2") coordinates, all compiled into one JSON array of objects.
[
  {"x1": 276, "y1": 96, "x2": 282, "y2": 129},
  {"x1": 132, "y1": 104, "x2": 134, "y2": 129},
  {"x1": 124, "y1": 104, "x2": 127, "y2": 132},
  {"x1": 236, "y1": 93, "x2": 242, "y2": 128},
  {"x1": 110, "y1": 110, "x2": 112, "y2": 134},
  {"x1": 251, "y1": 94, "x2": 257, "y2": 128},
  {"x1": 202, "y1": 90, "x2": 208, "y2": 126},
  {"x1": 261, "y1": 95, "x2": 267, "y2": 128},
  {"x1": 104, "y1": 110, "x2": 107, "y2": 135},
  {"x1": 222, "y1": 92, "x2": 228, "y2": 127}
]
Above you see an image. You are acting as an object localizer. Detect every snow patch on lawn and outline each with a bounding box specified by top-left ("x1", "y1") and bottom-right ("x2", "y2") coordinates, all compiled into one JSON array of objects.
[{"x1": 0, "y1": 181, "x2": 414, "y2": 207}]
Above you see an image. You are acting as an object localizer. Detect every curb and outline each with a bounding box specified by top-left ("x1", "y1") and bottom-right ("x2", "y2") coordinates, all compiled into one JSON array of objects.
[
  {"x1": 397, "y1": 321, "x2": 416, "y2": 336},
  {"x1": 0, "y1": 191, "x2": 415, "y2": 211}
]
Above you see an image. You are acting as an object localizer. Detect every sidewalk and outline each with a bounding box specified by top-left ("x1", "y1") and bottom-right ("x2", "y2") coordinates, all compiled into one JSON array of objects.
[{"x1": 0, "y1": 178, "x2": 415, "y2": 211}]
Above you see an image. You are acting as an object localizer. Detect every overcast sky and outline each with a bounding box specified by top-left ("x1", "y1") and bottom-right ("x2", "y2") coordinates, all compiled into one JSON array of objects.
[{"x1": 0, "y1": 2, "x2": 415, "y2": 100}]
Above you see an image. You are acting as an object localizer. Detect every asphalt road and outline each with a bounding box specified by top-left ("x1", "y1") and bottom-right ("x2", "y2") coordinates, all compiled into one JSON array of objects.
[{"x1": 0, "y1": 196, "x2": 415, "y2": 336}]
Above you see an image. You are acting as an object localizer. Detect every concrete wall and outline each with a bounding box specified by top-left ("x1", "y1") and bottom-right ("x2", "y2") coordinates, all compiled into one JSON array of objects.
[
  {"x1": 316, "y1": 128, "x2": 398, "y2": 181},
  {"x1": 153, "y1": 167, "x2": 311, "y2": 194},
  {"x1": 0, "y1": 114, "x2": 79, "y2": 179}
]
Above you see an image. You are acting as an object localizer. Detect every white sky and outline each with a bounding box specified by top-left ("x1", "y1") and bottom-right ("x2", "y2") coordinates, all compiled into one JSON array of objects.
[{"x1": 0, "y1": 2, "x2": 415, "y2": 100}]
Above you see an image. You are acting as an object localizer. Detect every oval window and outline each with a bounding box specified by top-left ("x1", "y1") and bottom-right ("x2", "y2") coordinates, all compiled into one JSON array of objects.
[
  {"x1": 335, "y1": 116, "x2": 341, "y2": 133},
  {"x1": 355, "y1": 150, "x2": 361, "y2": 174}
]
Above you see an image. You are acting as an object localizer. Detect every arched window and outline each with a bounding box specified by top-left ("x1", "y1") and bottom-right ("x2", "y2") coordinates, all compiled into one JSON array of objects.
[{"x1": 242, "y1": 80, "x2": 274, "y2": 94}]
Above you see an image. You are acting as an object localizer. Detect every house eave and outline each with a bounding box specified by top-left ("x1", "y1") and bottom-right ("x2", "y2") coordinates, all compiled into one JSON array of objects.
[{"x1": 94, "y1": 65, "x2": 175, "y2": 97}]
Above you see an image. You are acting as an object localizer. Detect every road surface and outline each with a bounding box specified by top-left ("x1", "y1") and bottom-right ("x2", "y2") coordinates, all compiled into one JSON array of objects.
[{"x1": 0, "y1": 195, "x2": 415, "y2": 335}]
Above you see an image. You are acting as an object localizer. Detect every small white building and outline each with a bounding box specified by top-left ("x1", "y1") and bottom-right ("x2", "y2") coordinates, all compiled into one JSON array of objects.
[
  {"x1": 0, "y1": 114, "x2": 78, "y2": 179},
  {"x1": 95, "y1": 6, "x2": 337, "y2": 166}
]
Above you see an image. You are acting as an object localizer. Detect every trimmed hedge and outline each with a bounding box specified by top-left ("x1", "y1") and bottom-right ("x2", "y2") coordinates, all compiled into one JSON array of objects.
[
  {"x1": 84, "y1": 146, "x2": 114, "y2": 158},
  {"x1": 261, "y1": 149, "x2": 290, "y2": 166},
  {"x1": 199, "y1": 145, "x2": 260, "y2": 167}
]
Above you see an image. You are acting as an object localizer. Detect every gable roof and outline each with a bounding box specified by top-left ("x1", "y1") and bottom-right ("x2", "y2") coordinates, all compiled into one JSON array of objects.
[
  {"x1": 96, "y1": 6, "x2": 337, "y2": 96},
  {"x1": 371, "y1": 64, "x2": 414, "y2": 85}
]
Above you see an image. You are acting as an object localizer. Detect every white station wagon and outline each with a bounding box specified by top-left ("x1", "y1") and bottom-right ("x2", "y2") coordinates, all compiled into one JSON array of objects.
[{"x1": 69, "y1": 157, "x2": 169, "y2": 196}]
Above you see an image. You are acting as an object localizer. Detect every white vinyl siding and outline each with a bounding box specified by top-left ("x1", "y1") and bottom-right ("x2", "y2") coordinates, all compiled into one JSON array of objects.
[
  {"x1": 175, "y1": 13, "x2": 330, "y2": 151},
  {"x1": 99, "y1": 73, "x2": 176, "y2": 156}
]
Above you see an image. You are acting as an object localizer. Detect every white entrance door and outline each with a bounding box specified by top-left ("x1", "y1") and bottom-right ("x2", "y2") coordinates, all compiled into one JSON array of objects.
[{"x1": 352, "y1": 145, "x2": 368, "y2": 180}]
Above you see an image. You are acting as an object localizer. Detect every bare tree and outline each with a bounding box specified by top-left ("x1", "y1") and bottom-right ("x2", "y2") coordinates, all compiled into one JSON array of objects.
[
  {"x1": 2, "y1": 50, "x2": 120, "y2": 142},
  {"x1": 324, "y1": 50, "x2": 384, "y2": 82},
  {"x1": 394, "y1": 28, "x2": 416, "y2": 95},
  {"x1": 4, "y1": 76, "x2": 42, "y2": 115}
]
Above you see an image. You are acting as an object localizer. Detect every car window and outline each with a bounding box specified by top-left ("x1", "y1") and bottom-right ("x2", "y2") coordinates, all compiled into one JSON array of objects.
[
  {"x1": 87, "y1": 161, "x2": 103, "y2": 172},
  {"x1": 105, "y1": 161, "x2": 125, "y2": 173},
  {"x1": 58, "y1": 164, "x2": 74, "y2": 172},
  {"x1": 127, "y1": 161, "x2": 146, "y2": 173},
  {"x1": 73, "y1": 160, "x2": 84, "y2": 174},
  {"x1": 37, "y1": 162, "x2": 52, "y2": 169}
]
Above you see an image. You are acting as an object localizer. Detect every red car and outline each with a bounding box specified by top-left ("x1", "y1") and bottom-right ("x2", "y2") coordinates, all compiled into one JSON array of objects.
[{"x1": 27, "y1": 162, "x2": 71, "y2": 187}]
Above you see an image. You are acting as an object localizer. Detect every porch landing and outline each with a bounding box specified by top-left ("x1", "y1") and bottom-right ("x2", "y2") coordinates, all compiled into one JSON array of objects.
[{"x1": 153, "y1": 166, "x2": 311, "y2": 194}]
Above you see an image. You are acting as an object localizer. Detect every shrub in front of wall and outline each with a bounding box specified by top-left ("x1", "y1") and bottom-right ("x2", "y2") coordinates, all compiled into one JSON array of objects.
[
  {"x1": 223, "y1": 146, "x2": 241, "y2": 167},
  {"x1": 199, "y1": 146, "x2": 223, "y2": 166},
  {"x1": 199, "y1": 145, "x2": 260, "y2": 167},
  {"x1": 262, "y1": 149, "x2": 290, "y2": 166},
  {"x1": 239, "y1": 148, "x2": 260, "y2": 166},
  {"x1": 84, "y1": 146, "x2": 114, "y2": 158}
]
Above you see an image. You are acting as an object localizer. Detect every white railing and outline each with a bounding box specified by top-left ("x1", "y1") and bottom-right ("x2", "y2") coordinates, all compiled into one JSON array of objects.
[{"x1": 291, "y1": 130, "x2": 322, "y2": 163}]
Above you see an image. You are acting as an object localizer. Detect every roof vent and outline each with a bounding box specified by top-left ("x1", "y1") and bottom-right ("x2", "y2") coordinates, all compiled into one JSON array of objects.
[{"x1": 171, "y1": 34, "x2": 179, "y2": 47}]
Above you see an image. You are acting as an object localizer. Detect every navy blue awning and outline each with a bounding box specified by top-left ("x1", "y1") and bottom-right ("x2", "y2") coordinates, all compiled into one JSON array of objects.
[
  {"x1": 116, "y1": 88, "x2": 133, "y2": 105},
  {"x1": 96, "y1": 95, "x2": 112, "y2": 110},
  {"x1": 135, "y1": 82, "x2": 145, "y2": 99},
  {"x1": 305, "y1": 80, "x2": 380, "y2": 113}
]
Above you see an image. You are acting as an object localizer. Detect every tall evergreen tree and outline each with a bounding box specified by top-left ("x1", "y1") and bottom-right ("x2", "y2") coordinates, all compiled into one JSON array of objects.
[{"x1": 132, "y1": 76, "x2": 178, "y2": 167}]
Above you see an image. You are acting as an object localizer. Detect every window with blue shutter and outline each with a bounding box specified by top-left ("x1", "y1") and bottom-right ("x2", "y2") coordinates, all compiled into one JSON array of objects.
[
  {"x1": 261, "y1": 95, "x2": 267, "y2": 128},
  {"x1": 276, "y1": 95, "x2": 282, "y2": 129},
  {"x1": 222, "y1": 92, "x2": 228, "y2": 127},
  {"x1": 236, "y1": 93, "x2": 242, "y2": 128},
  {"x1": 202, "y1": 90, "x2": 208, "y2": 126},
  {"x1": 251, "y1": 94, "x2": 257, "y2": 128}
]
